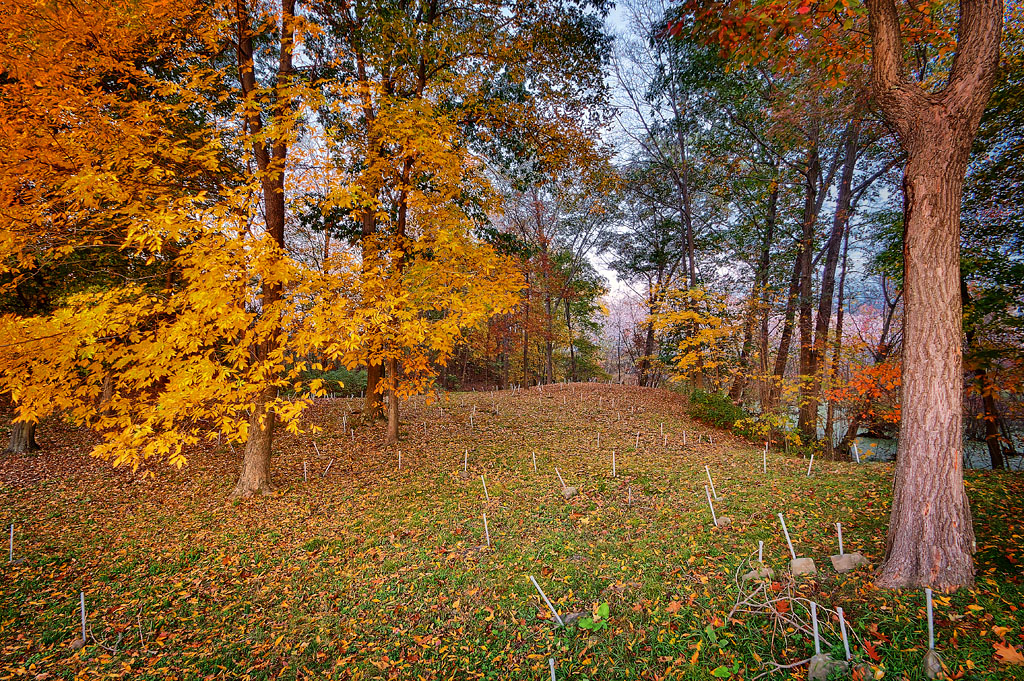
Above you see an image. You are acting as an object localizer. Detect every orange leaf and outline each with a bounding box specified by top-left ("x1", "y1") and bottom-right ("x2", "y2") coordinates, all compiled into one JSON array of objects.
[{"x1": 994, "y1": 642, "x2": 1024, "y2": 665}]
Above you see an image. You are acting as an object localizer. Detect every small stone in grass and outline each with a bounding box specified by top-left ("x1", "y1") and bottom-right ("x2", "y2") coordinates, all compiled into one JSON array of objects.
[
  {"x1": 458, "y1": 470, "x2": 471, "y2": 480},
  {"x1": 562, "y1": 611, "x2": 587, "y2": 626},
  {"x1": 922, "y1": 649, "x2": 945, "y2": 679},
  {"x1": 790, "y1": 557, "x2": 817, "y2": 577},
  {"x1": 808, "y1": 654, "x2": 847, "y2": 681},
  {"x1": 742, "y1": 567, "x2": 774, "y2": 582},
  {"x1": 830, "y1": 552, "x2": 868, "y2": 573},
  {"x1": 714, "y1": 516, "x2": 731, "y2": 528},
  {"x1": 71, "y1": 638, "x2": 85, "y2": 650},
  {"x1": 561, "y1": 486, "x2": 578, "y2": 499}
]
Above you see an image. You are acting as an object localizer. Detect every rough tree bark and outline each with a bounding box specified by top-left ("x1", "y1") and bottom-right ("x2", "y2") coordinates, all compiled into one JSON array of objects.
[
  {"x1": 6, "y1": 420, "x2": 40, "y2": 454},
  {"x1": 232, "y1": 0, "x2": 295, "y2": 497},
  {"x1": 866, "y1": 0, "x2": 1002, "y2": 589},
  {"x1": 796, "y1": 136, "x2": 821, "y2": 441}
]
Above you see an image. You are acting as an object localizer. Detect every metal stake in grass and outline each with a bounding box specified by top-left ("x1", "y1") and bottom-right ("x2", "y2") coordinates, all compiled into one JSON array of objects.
[
  {"x1": 705, "y1": 485, "x2": 719, "y2": 527},
  {"x1": 532, "y1": 450, "x2": 537, "y2": 472},
  {"x1": 705, "y1": 465, "x2": 720, "y2": 500},
  {"x1": 313, "y1": 440, "x2": 322, "y2": 458},
  {"x1": 78, "y1": 592, "x2": 87, "y2": 647},
  {"x1": 778, "y1": 513, "x2": 797, "y2": 561},
  {"x1": 596, "y1": 432, "x2": 600, "y2": 449},
  {"x1": 627, "y1": 486, "x2": 632, "y2": 507},
  {"x1": 529, "y1": 576, "x2": 565, "y2": 626},
  {"x1": 763, "y1": 441, "x2": 768, "y2": 474},
  {"x1": 926, "y1": 587, "x2": 935, "y2": 650},
  {"x1": 758, "y1": 540, "x2": 764, "y2": 564},
  {"x1": 549, "y1": 657, "x2": 557, "y2": 681},
  {"x1": 837, "y1": 606, "x2": 851, "y2": 661},
  {"x1": 807, "y1": 451, "x2": 815, "y2": 477},
  {"x1": 836, "y1": 522, "x2": 844, "y2": 555},
  {"x1": 322, "y1": 459, "x2": 334, "y2": 477},
  {"x1": 555, "y1": 467, "x2": 567, "y2": 491},
  {"x1": 398, "y1": 451, "x2": 402, "y2": 470},
  {"x1": 483, "y1": 513, "x2": 491, "y2": 547},
  {"x1": 481, "y1": 474, "x2": 490, "y2": 502},
  {"x1": 303, "y1": 461, "x2": 308, "y2": 483},
  {"x1": 852, "y1": 442, "x2": 861, "y2": 463},
  {"x1": 635, "y1": 431, "x2": 640, "y2": 450},
  {"x1": 464, "y1": 449, "x2": 469, "y2": 472},
  {"x1": 811, "y1": 601, "x2": 822, "y2": 655},
  {"x1": 612, "y1": 450, "x2": 617, "y2": 477},
  {"x1": 8, "y1": 524, "x2": 13, "y2": 563}
]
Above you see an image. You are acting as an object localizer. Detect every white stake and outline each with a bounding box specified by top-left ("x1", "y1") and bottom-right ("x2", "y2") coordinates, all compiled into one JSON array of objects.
[
  {"x1": 853, "y1": 441, "x2": 861, "y2": 463},
  {"x1": 811, "y1": 601, "x2": 821, "y2": 655},
  {"x1": 483, "y1": 513, "x2": 491, "y2": 547},
  {"x1": 660, "y1": 422, "x2": 664, "y2": 435},
  {"x1": 627, "y1": 486, "x2": 632, "y2": 507},
  {"x1": 8, "y1": 524, "x2": 13, "y2": 562},
  {"x1": 612, "y1": 450, "x2": 616, "y2": 477},
  {"x1": 763, "y1": 441, "x2": 768, "y2": 474},
  {"x1": 303, "y1": 461, "x2": 308, "y2": 483},
  {"x1": 758, "y1": 540, "x2": 764, "y2": 564},
  {"x1": 926, "y1": 588, "x2": 935, "y2": 650},
  {"x1": 555, "y1": 467, "x2": 567, "y2": 491},
  {"x1": 683, "y1": 431, "x2": 687, "y2": 445},
  {"x1": 80, "y1": 592, "x2": 87, "y2": 643},
  {"x1": 836, "y1": 522, "x2": 844, "y2": 555},
  {"x1": 532, "y1": 450, "x2": 537, "y2": 472},
  {"x1": 322, "y1": 459, "x2": 334, "y2": 477},
  {"x1": 596, "y1": 432, "x2": 600, "y2": 448},
  {"x1": 778, "y1": 513, "x2": 797, "y2": 561},
  {"x1": 398, "y1": 451, "x2": 402, "y2": 470},
  {"x1": 464, "y1": 449, "x2": 468, "y2": 472},
  {"x1": 705, "y1": 486, "x2": 718, "y2": 526},
  {"x1": 635, "y1": 431, "x2": 640, "y2": 449},
  {"x1": 807, "y1": 451, "x2": 815, "y2": 477},
  {"x1": 705, "y1": 465, "x2": 719, "y2": 500},
  {"x1": 481, "y1": 475, "x2": 489, "y2": 502},
  {"x1": 529, "y1": 576, "x2": 564, "y2": 626},
  {"x1": 549, "y1": 658, "x2": 557, "y2": 681},
  {"x1": 313, "y1": 441, "x2": 322, "y2": 458},
  {"x1": 837, "y1": 606, "x2": 851, "y2": 661}
]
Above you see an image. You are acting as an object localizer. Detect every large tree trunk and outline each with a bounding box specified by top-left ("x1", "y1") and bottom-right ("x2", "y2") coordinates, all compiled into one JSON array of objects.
[
  {"x1": 867, "y1": 0, "x2": 1001, "y2": 590},
  {"x1": 230, "y1": 0, "x2": 295, "y2": 498},
  {"x1": 233, "y1": 387, "x2": 276, "y2": 497},
  {"x1": 6, "y1": 420, "x2": 39, "y2": 454},
  {"x1": 824, "y1": 224, "x2": 851, "y2": 455},
  {"x1": 365, "y1": 362, "x2": 384, "y2": 419}
]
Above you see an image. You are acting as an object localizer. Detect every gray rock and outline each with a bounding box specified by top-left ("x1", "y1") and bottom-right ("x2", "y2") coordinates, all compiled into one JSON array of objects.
[
  {"x1": 70, "y1": 638, "x2": 85, "y2": 650},
  {"x1": 790, "y1": 557, "x2": 817, "y2": 577},
  {"x1": 742, "y1": 567, "x2": 775, "y2": 582},
  {"x1": 714, "y1": 516, "x2": 731, "y2": 528},
  {"x1": 458, "y1": 470, "x2": 471, "y2": 480},
  {"x1": 807, "y1": 653, "x2": 847, "y2": 680},
  {"x1": 830, "y1": 552, "x2": 869, "y2": 573},
  {"x1": 562, "y1": 611, "x2": 587, "y2": 626},
  {"x1": 923, "y1": 648, "x2": 945, "y2": 679},
  {"x1": 561, "y1": 486, "x2": 578, "y2": 499}
]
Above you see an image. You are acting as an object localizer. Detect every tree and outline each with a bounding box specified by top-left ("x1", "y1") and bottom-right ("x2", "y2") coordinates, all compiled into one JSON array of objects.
[{"x1": 865, "y1": 0, "x2": 1002, "y2": 590}]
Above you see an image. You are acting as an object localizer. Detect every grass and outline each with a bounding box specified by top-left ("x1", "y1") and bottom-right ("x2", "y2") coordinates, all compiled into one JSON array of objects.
[{"x1": 1, "y1": 384, "x2": 1023, "y2": 680}]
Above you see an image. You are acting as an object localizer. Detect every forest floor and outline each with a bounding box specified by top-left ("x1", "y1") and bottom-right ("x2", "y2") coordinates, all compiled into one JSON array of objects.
[{"x1": 2, "y1": 384, "x2": 1023, "y2": 680}]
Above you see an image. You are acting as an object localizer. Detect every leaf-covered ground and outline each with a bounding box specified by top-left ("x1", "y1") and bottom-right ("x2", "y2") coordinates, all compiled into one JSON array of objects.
[{"x1": 2, "y1": 384, "x2": 1023, "y2": 680}]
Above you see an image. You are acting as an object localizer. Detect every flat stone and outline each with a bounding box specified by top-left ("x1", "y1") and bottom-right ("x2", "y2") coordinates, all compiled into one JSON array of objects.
[
  {"x1": 790, "y1": 557, "x2": 817, "y2": 577},
  {"x1": 714, "y1": 516, "x2": 731, "y2": 528},
  {"x1": 70, "y1": 638, "x2": 85, "y2": 650},
  {"x1": 808, "y1": 653, "x2": 847, "y2": 681},
  {"x1": 830, "y1": 552, "x2": 869, "y2": 573},
  {"x1": 562, "y1": 611, "x2": 587, "y2": 626},
  {"x1": 742, "y1": 567, "x2": 774, "y2": 582},
  {"x1": 923, "y1": 649, "x2": 944, "y2": 679},
  {"x1": 851, "y1": 662, "x2": 874, "y2": 680},
  {"x1": 561, "y1": 486, "x2": 578, "y2": 499},
  {"x1": 458, "y1": 470, "x2": 471, "y2": 480}
]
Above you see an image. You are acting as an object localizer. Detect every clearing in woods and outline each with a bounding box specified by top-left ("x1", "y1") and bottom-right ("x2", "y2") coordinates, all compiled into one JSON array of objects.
[{"x1": 2, "y1": 384, "x2": 1023, "y2": 679}]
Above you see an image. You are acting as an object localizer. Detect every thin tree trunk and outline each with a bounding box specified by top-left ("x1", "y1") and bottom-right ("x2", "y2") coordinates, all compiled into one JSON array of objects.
[
  {"x1": 544, "y1": 295, "x2": 555, "y2": 383},
  {"x1": 386, "y1": 357, "x2": 399, "y2": 444},
  {"x1": 565, "y1": 302, "x2": 576, "y2": 382},
  {"x1": 809, "y1": 122, "x2": 860, "y2": 446},
  {"x1": 867, "y1": 0, "x2": 1001, "y2": 590},
  {"x1": 6, "y1": 420, "x2": 39, "y2": 454},
  {"x1": 825, "y1": 224, "x2": 851, "y2": 456},
  {"x1": 730, "y1": 184, "x2": 778, "y2": 403},
  {"x1": 797, "y1": 137, "x2": 821, "y2": 441},
  {"x1": 767, "y1": 248, "x2": 802, "y2": 410}
]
